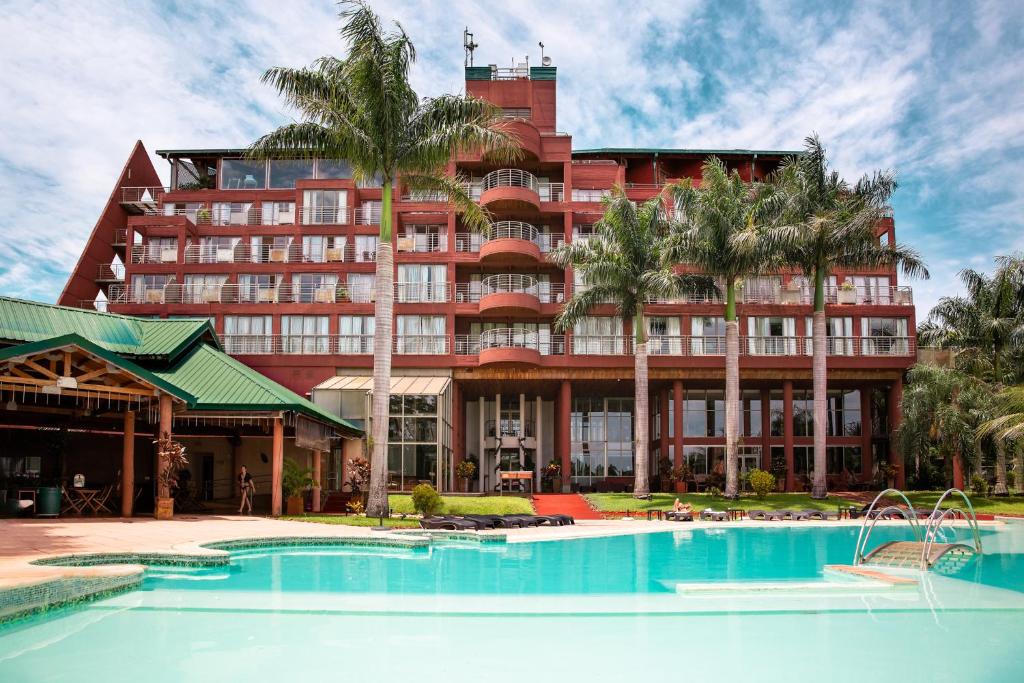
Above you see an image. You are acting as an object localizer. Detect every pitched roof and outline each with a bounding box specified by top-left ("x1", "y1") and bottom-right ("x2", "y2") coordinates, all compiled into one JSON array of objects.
[
  {"x1": 154, "y1": 344, "x2": 361, "y2": 435},
  {"x1": 0, "y1": 297, "x2": 217, "y2": 361}
]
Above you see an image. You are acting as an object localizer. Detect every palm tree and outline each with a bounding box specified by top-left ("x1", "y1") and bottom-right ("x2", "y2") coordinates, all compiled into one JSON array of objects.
[
  {"x1": 247, "y1": 1, "x2": 520, "y2": 516},
  {"x1": 896, "y1": 364, "x2": 993, "y2": 490},
  {"x1": 920, "y1": 255, "x2": 1024, "y2": 494},
  {"x1": 549, "y1": 190, "x2": 714, "y2": 497},
  {"x1": 979, "y1": 387, "x2": 1024, "y2": 494},
  {"x1": 769, "y1": 135, "x2": 929, "y2": 498},
  {"x1": 667, "y1": 158, "x2": 781, "y2": 498}
]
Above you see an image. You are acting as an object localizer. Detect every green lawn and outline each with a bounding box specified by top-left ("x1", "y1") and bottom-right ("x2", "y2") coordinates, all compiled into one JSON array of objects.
[
  {"x1": 897, "y1": 491, "x2": 1024, "y2": 516},
  {"x1": 386, "y1": 495, "x2": 535, "y2": 516},
  {"x1": 281, "y1": 515, "x2": 420, "y2": 528},
  {"x1": 585, "y1": 492, "x2": 853, "y2": 513}
]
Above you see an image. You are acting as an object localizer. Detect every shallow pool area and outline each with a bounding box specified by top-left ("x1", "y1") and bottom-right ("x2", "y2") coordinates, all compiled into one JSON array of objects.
[{"x1": 3, "y1": 521, "x2": 1024, "y2": 682}]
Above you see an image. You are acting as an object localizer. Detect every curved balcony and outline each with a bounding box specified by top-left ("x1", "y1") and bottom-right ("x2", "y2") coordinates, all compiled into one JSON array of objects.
[
  {"x1": 479, "y1": 169, "x2": 540, "y2": 211},
  {"x1": 478, "y1": 328, "x2": 543, "y2": 366},
  {"x1": 501, "y1": 119, "x2": 542, "y2": 159},
  {"x1": 478, "y1": 274, "x2": 542, "y2": 315},
  {"x1": 479, "y1": 220, "x2": 541, "y2": 264}
]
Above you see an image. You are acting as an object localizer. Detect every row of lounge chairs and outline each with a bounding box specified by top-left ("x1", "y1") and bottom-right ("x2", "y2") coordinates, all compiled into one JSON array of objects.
[
  {"x1": 665, "y1": 508, "x2": 840, "y2": 522},
  {"x1": 419, "y1": 513, "x2": 575, "y2": 530}
]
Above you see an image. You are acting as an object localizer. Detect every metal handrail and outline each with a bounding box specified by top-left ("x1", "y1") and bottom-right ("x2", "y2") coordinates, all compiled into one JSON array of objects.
[
  {"x1": 853, "y1": 488, "x2": 923, "y2": 565},
  {"x1": 480, "y1": 327, "x2": 539, "y2": 350},
  {"x1": 481, "y1": 168, "x2": 538, "y2": 192},
  {"x1": 484, "y1": 220, "x2": 539, "y2": 242},
  {"x1": 920, "y1": 488, "x2": 982, "y2": 569},
  {"x1": 480, "y1": 273, "x2": 539, "y2": 295}
]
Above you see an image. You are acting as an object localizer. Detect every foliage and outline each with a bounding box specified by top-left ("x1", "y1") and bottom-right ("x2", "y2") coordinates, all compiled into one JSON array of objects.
[
  {"x1": 705, "y1": 486, "x2": 722, "y2": 497},
  {"x1": 386, "y1": 494, "x2": 534, "y2": 516},
  {"x1": 455, "y1": 459, "x2": 477, "y2": 481},
  {"x1": 671, "y1": 463, "x2": 692, "y2": 482},
  {"x1": 282, "y1": 457, "x2": 314, "y2": 498},
  {"x1": 154, "y1": 437, "x2": 188, "y2": 497},
  {"x1": 410, "y1": 483, "x2": 443, "y2": 516},
  {"x1": 347, "y1": 498, "x2": 365, "y2": 515},
  {"x1": 586, "y1": 492, "x2": 852, "y2": 513},
  {"x1": 543, "y1": 460, "x2": 562, "y2": 479},
  {"x1": 970, "y1": 474, "x2": 989, "y2": 498},
  {"x1": 282, "y1": 515, "x2": 419, "y2": 528},
  {"x1": 747, "y1": 468, "x2": 776, "y2": 499},
  {"x1": 346, "y1": 457, "x2": 371, "y2": 492}
]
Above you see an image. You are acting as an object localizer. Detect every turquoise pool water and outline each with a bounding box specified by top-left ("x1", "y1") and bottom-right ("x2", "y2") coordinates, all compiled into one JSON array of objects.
[{"x1": 3, "y1": 522, "x2": 1024, "y2": 682}]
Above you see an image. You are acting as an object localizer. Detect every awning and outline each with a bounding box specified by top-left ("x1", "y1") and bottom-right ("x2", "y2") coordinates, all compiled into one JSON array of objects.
[{"x1": 312, "y1": 375, "x2": 450, "y2": 396}]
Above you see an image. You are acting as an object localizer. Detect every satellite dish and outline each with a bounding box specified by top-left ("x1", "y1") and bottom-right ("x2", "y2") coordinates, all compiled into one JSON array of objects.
[{"x1": 542, "y1": 56, "x2": 552, "y2": 66}]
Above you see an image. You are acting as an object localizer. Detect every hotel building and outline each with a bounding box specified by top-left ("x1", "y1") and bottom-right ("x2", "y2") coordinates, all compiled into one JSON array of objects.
[{"x1": 59, "y1": 61, "x2": 915, "y2": 497}]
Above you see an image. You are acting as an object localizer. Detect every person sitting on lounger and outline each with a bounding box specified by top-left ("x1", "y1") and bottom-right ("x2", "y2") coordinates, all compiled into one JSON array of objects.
[{"x1": 673, "y1": 498, "x2": 693, "y2": 513}]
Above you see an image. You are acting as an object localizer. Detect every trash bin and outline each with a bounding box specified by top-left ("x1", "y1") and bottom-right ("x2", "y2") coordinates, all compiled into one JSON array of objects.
[{"x1": 36, "y1": 486, "x2": 62, "y2": 517}]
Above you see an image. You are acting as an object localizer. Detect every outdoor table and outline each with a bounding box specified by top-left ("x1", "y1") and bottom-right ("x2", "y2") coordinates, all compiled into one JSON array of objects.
[
  {"x1": 65, "y1": 488, "x2": 102, "y2": 515},
  {"x1": 726, "y1": 508, "x2": 744, "y2": 521},
  {"x1": 498, "y1": 471, "x2": 533, "y2": 495},
  {"x1": 646, "y1": 509, "x2": 664, "y2": 521}
]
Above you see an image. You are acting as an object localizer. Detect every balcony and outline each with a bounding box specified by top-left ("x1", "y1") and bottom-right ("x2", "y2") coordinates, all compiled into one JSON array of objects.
[
  {"x1": 738, "y1": 284, "x2": 913, "y2": 306},
  {"x1": 119, "y1": 186, "x2": 167, "y2": 214},
  {"x1": 393, "y1": 335, "x2": 450, "y2": 355},
  {"x1": 478, "y1": 274, "x2": 543, "y2": 314},
  {"x1": 478, "y1": 328, "x2": 555, "y2": 366},
  {"x1": 222, "y1": 334, "x2": 375, "y2": 355},
  {"x1": 477, "y1": 169, "x2": 565, "y2": 210},
  {"x1": 96, "y1": 263, "x2": 124, "y2": 282},
  {"x1": 457, "y1": 225, "x2": 563, "y2": 262},
  {"x1": 182, "y1": 242, "x2": 374, "y2": 265},
  {"x1": 106, "y1": 282, "x2": 376, "y2": 305},
  {"x1": 455, "y1": 280, "x2": 564, "y2": 306},
  {"x1": 394, "y1": 281, "x2": 450, "y2": 303},
  {"x1": 396, "y1": 232, "x2": 447, "y2": 254},
  {"x1": 572, "y1": 335, "x2": 633, "y2": 355}
]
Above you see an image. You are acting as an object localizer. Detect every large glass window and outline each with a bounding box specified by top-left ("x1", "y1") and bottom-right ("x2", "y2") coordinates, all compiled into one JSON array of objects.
[
  {"x1": 395, "y1": 315, "x2": 446, "y2": 354},
  {"x1": 805, "y1": 316, "x2": 854, "y2": 356},
  {"x1": 316, "y1": 159, "x2": 353, "y2": 179},
  {"x1": 387, "y1": 394, "x2": 440, "y2": 489},
  {"x1": 223, "y1": 315, "x2": 273, "y2": 354},
  {"x1": 572, "y1": 317, "x2": 624, "y2": 354},
  {"x1": 281, "y1": 315, "x2": 329, "y2": 354},
  {"x1": 262, "y1": 201, "x2": 296, "y2": 225},
  {"x1": 346, "y1": 274, "x2": 375, "y2": 303},
  {"x1": 747, "y1": 316, "x2": 797, "y2": 354},
  {"x1": 684, "y1": 390, "x2": 724, "y2": 437},
  {"x1": 792, "y1": 389, "x2": 814, "y2": 437},
  {"x1": 338, "y1": 315, "x2": 374, "y2": 354},
  {"x1": 397, "y1": 264, "x2": 447, "y2": 302},
  {"x1": 770, "y1": 390, "x2": 785, "y2": 437},
  {"x1": 741, "y1": 390, "x2": 762, "y2": 437},
  {"x1": 221, "y1": 159, "x2": 266, "y2": 189},
  {"x1": 684, "y1": 446, "x2": 725, "y2": 478},
  {"x1": 570, "y1": 398, "x2": 633, "y2": 481},
  {"x1": 861, "y1": 318, "x2": 910, "y2": 355},
  {"x1": 827, "y1": 389, "x2": 862, "y2": 436},
  {"x1": 269, "y1": 159, "x2": 314, "y2": 189},
  {"x1": 690, "y1": 316, "x2": 725, "y2": 354},
  {"x1": 237, "y1": 273, "x2": 282, "y2": 303},
  {"x1": 302, "y1": 190, "x2": 347, "y2": 224}
]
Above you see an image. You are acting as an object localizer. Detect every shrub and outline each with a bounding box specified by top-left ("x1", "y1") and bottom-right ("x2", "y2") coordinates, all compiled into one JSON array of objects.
[
  {"x1": 970, "y1": 474, "x2": 989, "y2": 498},
  {"x1": 748, "y1": 468, "x2": 776, "y2": 499},
  {"x1": 282, "y1": 458, "x2": 313, "y2": 499},
  {"x1": 347, "y1": 498, "x2": 365, "y2": 515},
  {"x1": 346, "y1": 457, "x2": 370, "y2": 492},
  {"x1": 705, "y1": 486, "x2": 722, "y2": 497},
  {"x1": 1007, "y1": 470, "x2": 1016, "y2": 489},
  {"x1": 455, "y1": 459, "x2": 477, "y2": 481},
  {"x1": 411, "y1": 483, "x2": 443, "y2": 516}
]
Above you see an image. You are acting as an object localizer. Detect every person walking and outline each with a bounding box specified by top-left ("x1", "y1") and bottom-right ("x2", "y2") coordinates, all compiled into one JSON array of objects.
[{"x1": 238, "y1": 466, "x2": 255, "y2": 515}]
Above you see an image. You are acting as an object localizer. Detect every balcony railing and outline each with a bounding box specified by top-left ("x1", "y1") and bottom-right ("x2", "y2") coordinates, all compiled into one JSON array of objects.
[
  {"x1": 221, "y1": 334, "x2": 375, "y2": 355},
  {"x1": 737, "y1": 284, "x2": 913, "y2": 306},
  {"x1": 481, "y1": 168, "x2": 538, "y2": 192},
  {"x1": 647, "y1": 336, "x2": 725, "y2": 356},
  {"x1": 299, "y1": 206, "x2": 351, "y2": 225},
  {"x1": 130, "y1": 245, "x2": 179, "y2": 264},
  {"x1": 484, "y1": 220, "x2": 538, "y2": 242},
  {"x1": 486, "y1": 419, "x2": 536, "y2": 438},
  {"x1": 454, "y1": 281, "x2": 564, "y2": 304},
  {"x1": 572, "y1": 335, "x2": 632, "y2": 355},
  {"x1": 107, "y1": 283, "x2": 376, "y2": 305},
  {"x1": 182, "y1": 243, "x2": 374, "y2": 265},
  {"x1": 120, "y1": 186, "x2": 167, "y2": 204},
  {"x1": 355, "y1": 206, "x2": 383, "y2": 225},
  {"x1": 393, "y1": 335, "x2": 450, "y2": 355},
  {"x1": 454, "y1": 331, "x2": 565, "y2": 355},
  {"x1": 395, "y1": 281, "x2": 450, "y2": 303},
  {"x1": 455, "y1": 230, "x2": 563, "y2": 254},
  {"x1": 96, "y1": 263, "x2": 125, "y2": 281},
  {"x1": 396, "y1": 233, "x2": 447, "y2": 253}
]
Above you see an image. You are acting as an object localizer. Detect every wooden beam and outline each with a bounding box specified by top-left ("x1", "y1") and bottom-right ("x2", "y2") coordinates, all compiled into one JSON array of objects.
[
  {"x1": 122, "y1": 410, "x2": 135, "y2": 517},
  {"x1": 63, "y1": 351, "x2": 72, "y2": 377},
  {"x1": 23, "y1": 359, "x2": 59, "y2": 380}
]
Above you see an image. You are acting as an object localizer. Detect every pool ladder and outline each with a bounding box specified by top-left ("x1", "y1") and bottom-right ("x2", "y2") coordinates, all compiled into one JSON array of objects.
[{"x1": 852, "y1": 488, "x2": 982, "y2": 572}]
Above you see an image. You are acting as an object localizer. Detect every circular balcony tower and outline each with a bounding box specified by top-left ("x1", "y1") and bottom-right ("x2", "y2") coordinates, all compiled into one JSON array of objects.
[
  {"x1": 479, "y1": 169, "x2": 541, "y2": 212},
  {"x1": 478, "y1": 274, "x2": 542, "y2": 315},
  {"x1": 479, "y1": 221, "x2": 542, "y2": 265},
  {"x1": 478, "y1": 328, "x2": 542, "y2": 367}
]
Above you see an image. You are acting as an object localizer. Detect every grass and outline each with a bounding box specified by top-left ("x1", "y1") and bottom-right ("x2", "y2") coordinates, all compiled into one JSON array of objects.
[
  {"x1": 281, "y1": 515, "x2": 420, "y2": 528},
  {"x1": 585, "y1": 492, "x2": 854, "y2": 513},
  {"x1": 896, "y1": 491, "x2": 1024, "y2": 516},
  {"x1": 386, "y1": 495, "x2": 535, "y2": 516}
]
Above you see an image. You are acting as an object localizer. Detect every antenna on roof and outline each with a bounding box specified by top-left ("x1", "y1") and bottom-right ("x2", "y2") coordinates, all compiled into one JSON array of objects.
[
  {"x1": 539, "y1": 41, "x2": 552, "y2": 67},
  {"x1": 463, "y1": 28, "x2": 478, "y2": 67}
]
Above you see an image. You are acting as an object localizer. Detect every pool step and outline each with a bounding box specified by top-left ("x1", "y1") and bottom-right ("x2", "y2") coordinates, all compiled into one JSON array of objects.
[
  {"x1": 674, "y1": 568, "x2": 917, "y2": 596},
  {"x1": 862, "y1": 541, "x2": 977, "y2": 570}
]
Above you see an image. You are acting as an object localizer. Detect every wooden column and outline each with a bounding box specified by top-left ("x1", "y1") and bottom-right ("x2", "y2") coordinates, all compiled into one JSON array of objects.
[
  {"x1": 157, "y1": 393, "x2": 173, "y2": 498},
  {"x1": 121, "y1": 410, "x2": 135, "y2": 517},
  {"x1": 672, "y1": 380, "x2": 684, "y2": 468},
  {"x1": 889, "y1": 377, "x2": 905, "y2": 489},
  {"x1": 271, "y1": 416, "x2": 284, "y2": 516},
  {"x1": 783, "y1": 380, "x2": 795, "y2": 491},
  {"x1": 860, "y1": 386, "x2": 873, "y2": 484},
  {"x1": 312, "y1": 449, "x2": 322, "y2": 513},
  {"x1": 558, "y1": 380, "x2": 571, "y2": 492}
]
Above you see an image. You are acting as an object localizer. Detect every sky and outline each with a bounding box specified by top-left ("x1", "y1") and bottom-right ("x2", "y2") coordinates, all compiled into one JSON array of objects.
[{"x1": 0, "y1": 0, "x2": 1022, "y2": 317}]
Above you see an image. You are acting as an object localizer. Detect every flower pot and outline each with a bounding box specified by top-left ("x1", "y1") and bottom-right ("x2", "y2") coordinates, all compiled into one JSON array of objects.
[
  {"x1": 838, "y1": 289, "x2": 857, "y2": 305},
  {"x1": 674, "y1": 481, "x2": 689, "y2": 494},
  {"x1": 286, "y1": 496, "x2": 304, "y2": 516},
  {"x1": 154, "y1": 497, "x2": 174, "y2": 520}
]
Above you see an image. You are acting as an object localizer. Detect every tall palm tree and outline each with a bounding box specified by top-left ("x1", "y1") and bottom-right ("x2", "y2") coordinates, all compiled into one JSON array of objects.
[
  {"x1": 919, "y1": 255, "x2": 1024, "y2": 494},
  {"x1": 549, "y1": 190, "x2": 714, "y2": 497},
  {"x1": 247, "y1": 1, "x2": 520, "y2": 516},
  {"x1": 667, "y1": 158, "x2": 781, "y2": 498},
  {"x1": 770, "y1": 135, "x2": 929, "y2": 498},
  {"x1": 979, "y1": 387, "x2": 1024, "y2": 494},
  {"x1": 896, "y1": 364, "x2": 993, "y2": 489}
]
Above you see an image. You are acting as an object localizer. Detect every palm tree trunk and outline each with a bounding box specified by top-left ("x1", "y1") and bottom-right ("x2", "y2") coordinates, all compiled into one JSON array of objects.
[
  {"x1": 811, "y1": 308, "x2": 828, "y2": 499},
  {"x1": 724, "y1": 280, "x2": 739, "y2": 498},
  {"x1": 993, "y1": 438, "x2": 1008, "y2": 496},
  {"x1": 633, "y1": 314, "x2": 649, "y2": 496},
  {"x1": 366, "y1": 182, "x2": 394, "y2": 518},
  {"x1": 1014, "y1": 443, "x2": 1023, "y2": 495}
]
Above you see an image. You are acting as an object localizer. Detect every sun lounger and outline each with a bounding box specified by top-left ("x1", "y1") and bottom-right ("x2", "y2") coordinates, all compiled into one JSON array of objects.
[
  {"x1": 460, "y1": 515, "x2": 498, "y2": 529},
  {"x1": 666, "y1": 510, "x2": 694, "y2": 521},
  {"x1": 747, "y1": 509, "x2": 769, "y2": 520},
  {"x1": 700, "y1": 510, "x2": 728, "y2": 521},
  {"x1": 419, "y1": 517, "x2": 478, "y2": 530},
  {"x1": 503, "y1": 514, "x2": 542, "y2": 527},
  {"x1": 790, "y1": 510, "x2": 813, "y2": 521},
  {"x1": 547, "y1": 513, "x2": 575, "y2": 525},
  {"x1": 802, "y1": 509, "x2": 839, "y2": 520}
]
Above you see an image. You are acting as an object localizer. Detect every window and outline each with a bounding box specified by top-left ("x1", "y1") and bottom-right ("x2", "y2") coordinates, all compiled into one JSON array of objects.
[
  {"x1": 163, "y1": 202, "x2": 203, "y2": 222},
  {"x1": 281, "y1": 315, "x2": 329, "y2": 354},
  {"x1": 826, "y1": 446, "x2": 862, "y2": 475},
  {"x1": 691, "y1": 316, "x2": 725, "y2": 354},
  {"x1": 572, "y1": 317, "x2": 624, "y2": 354},
  {"x1": 770, "y1": 390, "x2": 785, "y2": 437},
  {"x1": 223, "y1": 316, "x2": 273, "y2": 354},
  {"x1": 387, "y1": 394, "x2": 440, "y2": 489},
  {"x1": 570, "y1": 398, "x2": 634, "y2": 481},
  {"x1": 137, "y1": 237, "x2": 177, "y2": 263},
  {"x1": 827, "y1": 389, "x2": 862, "y2": 436},
  {"x1": 338, "y1": 316, "x2": 374, "y2": 354},
  {"x1": 183, "y1": 274, "x2": 227, "y2": 303},
  {"x1": 399, "y1": 225, "x2": 447, "y2": 253},
  {"x1": 130, "y1": 274, "x2": 173, "y2": 303},
  {"x1": 684, "y1": 390, "x2": 725, "y2": 437},
  {"x1": 249, "y1": 236, "x2": 291, "y2": 264},
  {"x1": 355, "y1": 235, "x2": 378, "y2": 262},
  {"x1": 684, "y1": 446, "x2": 725, "y2": 478},
  {"x1": 262, "y1": 201, "x2": 296, "y2": 225},
  {"x1": 397, "y1": 265, "x2": 447, "y2": 302},
  {"x1": 301, "y1": 235, "x2": 345, "y2": 263},
  {"x1": 741, "y1": 390, "x2": 762, "y2": 437},
  {"x1": 861, "y1": 318, "x2": 910, "y2": 355},
  {"x1": 743, "y1": 276, "x2": 781, "y2": 303},
  {"x1": 847, "y1": 276, "x2": 891, "y2": 304},
  {"x1": 648, "y1": 316, "x2": 682, "y2": 355},
  {"x1": 302, "y1": 190, "x2": 347, "y2": 224},
  {"x1": 237, "y1": 273, "x2": 282, "y2": 303},
  {"x1": 291, "y1": 273, "x2": 339, "y2": 303},
  {"x1": 211, "y1": 202, "x2": 255, "y2": 226},
  {"x1": 346, "y1": 274, "x2": 375, "y2": 303},
  {"x1": 220, "y1": 159, "x2": 266, "y2": 189},
  {"x1": 395, "y1": 315, "x2": 446, "y2": 354},
  {"x1": 269, "y1": 159, "x2": 313, "y2": 189},
  {"x1": 747, "y1": 317, "x2": 797, "y2": 355},
  {"x1": 358, "y1": 200, "x2": 382, "y2": 224},
  {"x1": 316, "y1": 159, "x2": 353, "y2": 179},
  {"x1": 792, "y1": 389, "x2": 814, "y2": 437},
  {"x1": 571, "y1": 189, "x2": 610, "y2": 202},
  {"x1": 195, "y1": 236, "x2": 240, "y2": 264},
  {"x1": 805, "y1": 316, "x2": 854, "y2": 356}
]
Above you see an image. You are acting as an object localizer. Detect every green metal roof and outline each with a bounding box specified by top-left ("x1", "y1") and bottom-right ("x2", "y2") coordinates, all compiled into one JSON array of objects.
[
  {"x1": 154, "y1": 345, "x2": 361, "y2": 435},
  {"x1": 572, "y1": 148, "x2": 803, "y2": 157},
  {"x1": 155, "y1": 148, "x2": 248, "y2": 159},
  {"x1": 0, "y1": 297, "x2": 217, "y2": 360}
]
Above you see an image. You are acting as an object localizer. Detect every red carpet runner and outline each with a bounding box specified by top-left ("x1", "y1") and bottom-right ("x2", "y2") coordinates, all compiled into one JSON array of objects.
[{"x1": 532, "y1": 493, "x2": 603, "y2": 520}]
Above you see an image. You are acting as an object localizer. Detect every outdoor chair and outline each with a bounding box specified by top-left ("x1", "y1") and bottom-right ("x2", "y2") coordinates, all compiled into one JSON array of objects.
[
  {"x1": 790, "y1": 510, "x2": 813, "y2": 521},
  {"x1": 700, "y1": 510, "x2": 728, "y2": 521},
  {"x1": 666, "y1": 510, "x2": 694, "y2": 522},
  {"x1": 61, "y1": 485, "x2": 84, "y2": 515},
  {"x1": 419, "y1": 517, "x2": 477, "y2": 530},
  {"x1": 91, "y1": 484, "x2": 115, "y2": 515},
  {"x1": 802, "y1": 509, "x2": 840, "y2": 520},
  {"x1": 747, "y1": 509, "x2": 769, "y2": 520}
]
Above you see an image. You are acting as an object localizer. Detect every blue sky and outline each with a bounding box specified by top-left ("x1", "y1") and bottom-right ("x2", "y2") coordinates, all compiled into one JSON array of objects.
[{"x1": 0, "y1": 0, "x2": 1022, "y2": 317}]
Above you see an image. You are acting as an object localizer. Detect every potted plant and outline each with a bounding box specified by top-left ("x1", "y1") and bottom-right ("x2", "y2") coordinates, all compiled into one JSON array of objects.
[
  {"x1": 346, "y1": 456, "x2": 371, "y2": 507},
  {"x1": 455, "y1": 459, "x2": 477, "y2": 492},
  {"x1": 196, "y1": 206, "x2": 212, "y2": 222},
  {"x1": 878, "y1": 462, "x2": 898, "y2": 489},
  {"x1": 671, "y1": 463, "x2": 692, "y2": 493},
  {"x1": 838, "y1": 281, "x2": 858, "y2": 305},
  {"x1": 282, "y1": 457, "x2": 314, "y2": 515},
  {"x1": 154, "y1": 437, "x2": 187, "y2": 520},
  {"x1": 543, "y1": 460, "x2": 562, "y2": 493}
]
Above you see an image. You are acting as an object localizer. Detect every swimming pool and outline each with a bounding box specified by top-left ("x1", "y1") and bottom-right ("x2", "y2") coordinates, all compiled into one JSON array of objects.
[{"x1": 2, "y1": 522, "x2": 1023, "y2": 682}]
